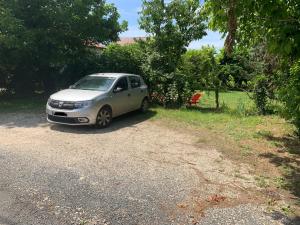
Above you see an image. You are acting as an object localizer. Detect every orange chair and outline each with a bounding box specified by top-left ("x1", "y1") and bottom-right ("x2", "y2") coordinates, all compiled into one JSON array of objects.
[{"x1": 188, "y1": 93, "x2": 202, "y2": 106}]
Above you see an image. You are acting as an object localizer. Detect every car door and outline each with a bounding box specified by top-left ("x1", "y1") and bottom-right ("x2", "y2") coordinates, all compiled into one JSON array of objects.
[
  {"x1": 111, "y1": 76, "x2": 132, "y2": 116},
  {"x1": 129, "y1": 76, "x2": 144, "y2": 110}
]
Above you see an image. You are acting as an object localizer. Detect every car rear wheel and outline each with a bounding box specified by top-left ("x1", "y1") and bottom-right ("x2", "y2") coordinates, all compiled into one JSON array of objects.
[
  {"x1": 140, "y1": 98, "x2": 149, "y2": 113},
  {"x1": 95, "y1": 106, "x2": 112, "y2": 128}
]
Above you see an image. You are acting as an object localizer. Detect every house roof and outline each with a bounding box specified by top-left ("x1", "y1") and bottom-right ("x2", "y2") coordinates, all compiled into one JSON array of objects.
[
  {"x1": 85, "y1": 40, "x2": 106, "y2": 49},
  {"x1": 86, "y1": 37, "x2": 147, "y2": 49},
  {"x1": 116, "y1": 37, "x2": 146, "y2": 46}
]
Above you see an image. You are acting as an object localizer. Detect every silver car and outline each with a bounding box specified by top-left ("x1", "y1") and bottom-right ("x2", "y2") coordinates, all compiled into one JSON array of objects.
[{"x1": 46, "y1": 73, "x2": 149, "y2": 128}]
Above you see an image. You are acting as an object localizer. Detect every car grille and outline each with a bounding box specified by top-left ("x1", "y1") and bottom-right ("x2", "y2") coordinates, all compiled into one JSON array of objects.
[
  {"x1": 49, "y1": 100, "x2": 75, "y2": 110},
  {"x1": 48, "y1": 115, "x2": 80, "y2": 124}
]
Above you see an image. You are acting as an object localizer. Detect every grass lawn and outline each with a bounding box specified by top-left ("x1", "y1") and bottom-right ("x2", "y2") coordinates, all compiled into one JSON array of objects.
[
  {"x1": 153, "y1": 91, "x2": 293, "y2": 143},
  {"x1": 199, "y1": 90, "x2": 256, "y2": 114}
]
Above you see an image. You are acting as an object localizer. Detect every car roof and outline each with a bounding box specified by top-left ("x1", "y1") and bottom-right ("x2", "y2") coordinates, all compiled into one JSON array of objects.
[{"x1": 88, "y1": 73, "x2": 139, "y2": 78}]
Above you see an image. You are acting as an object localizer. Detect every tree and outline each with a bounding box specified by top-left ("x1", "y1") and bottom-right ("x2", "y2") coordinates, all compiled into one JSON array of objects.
[
  {"x1": 204, "y1": 0, "x2": 239, "y2": 57},
  {"x1": 280, "y1": 61, "x2": 300, "y2": 136},
  {"x1": 0, "y1": 0, "x2": 127, "y2": 95},
  {"x1": 99, "y1": 43, "x2": 145, "y2": 76},
  {"x1": 139, "y1": 0, "x2": 207, "y2": 106},
  {"x1": 204, "y1": 0, "x2": 300, "y2": 136},
  {"x1": 179, "y1": 47, "x2": 221, "y2": 108},
  {"x1": 0, "y1": 0, "x2": 24, "y2": 90}
]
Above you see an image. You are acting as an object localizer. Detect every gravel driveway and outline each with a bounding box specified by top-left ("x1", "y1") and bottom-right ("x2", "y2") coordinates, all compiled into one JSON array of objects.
[{"x1": 0, "y1": 111, "x2": 291, "y2": 225}]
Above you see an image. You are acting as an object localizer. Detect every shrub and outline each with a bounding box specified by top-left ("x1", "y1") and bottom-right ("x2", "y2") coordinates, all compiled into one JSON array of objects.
[
  {"x1": 253, "y1": 75, "x2": 269, "y2": 115},
  {"x1": 280, "y1": 60, "x2": 300, "y2": 137},
  {"x1": 99, "y1": 43, "x2": 144, "y2": 75}
]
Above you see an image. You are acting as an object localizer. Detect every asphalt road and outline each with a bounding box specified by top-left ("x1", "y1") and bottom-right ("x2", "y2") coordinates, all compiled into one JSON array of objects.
[{"x1": 0, "y1": 112, "x2": 294, "y2": 225}]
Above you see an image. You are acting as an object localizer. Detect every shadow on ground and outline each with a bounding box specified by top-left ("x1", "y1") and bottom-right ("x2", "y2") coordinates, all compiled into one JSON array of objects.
[
  {"x1": 0, "y1": 106, "x2": 156, "y2": 131},
  {"x1": 260, "y1": 151, "x2": 300, "y2": 198},
  {"x1": 0, "y1": 111, "x2": 46, "y2": 128},
  {"x1": 258, "y1": 133, "x2": 300, "y2": 203},
  {"x1": 50, "y1": 110, "x2": 157, "y2": 134},
  {"x1": 262, "y1": 134, "x2": 300, "y2": 155},
  {"x1": 268, "y1": 211, "x2": 300, "y2": 225}
]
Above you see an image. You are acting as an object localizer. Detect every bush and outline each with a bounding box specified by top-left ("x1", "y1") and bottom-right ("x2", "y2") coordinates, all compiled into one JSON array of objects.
[
  {"x1": 51, "y1": 43, "x2": 145, "y2": 91},
  {"x1": 280, "y1": 60, "x2": 300, "y2": 137},
  {"x1": 99, "y1": 43, "x2": 144, "y2": 75},
  {"x1": 253, "y1": 75, "x2": 269, "y2": 115}
]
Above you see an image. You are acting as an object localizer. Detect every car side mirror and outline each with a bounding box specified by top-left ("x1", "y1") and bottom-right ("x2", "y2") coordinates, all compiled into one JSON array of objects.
[{"x1": 114, "y1": 87, "x2": 123, "y2": 93}]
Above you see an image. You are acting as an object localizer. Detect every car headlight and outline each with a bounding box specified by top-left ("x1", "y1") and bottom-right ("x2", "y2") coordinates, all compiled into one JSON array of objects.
[
  {"x1": 47, "y1": 98, "x2": 52, "y2": 105},
  {"x1": 74, "y1": 100, "x2": 92, "y2": 109}
]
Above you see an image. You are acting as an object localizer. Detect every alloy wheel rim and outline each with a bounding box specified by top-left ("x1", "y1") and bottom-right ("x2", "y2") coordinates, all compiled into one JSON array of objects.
[{"x1": 97, "y1": 110, "x2": 111, "y2": 126}]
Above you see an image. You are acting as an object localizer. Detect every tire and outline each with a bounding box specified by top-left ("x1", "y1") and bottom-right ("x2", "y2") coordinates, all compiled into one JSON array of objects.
[
  {"x1": 95, "y1": 106, "x2": 112, "y2": 128},
  {"x1": 140, "y1": 98, "x2": 149, "y2": 113}
]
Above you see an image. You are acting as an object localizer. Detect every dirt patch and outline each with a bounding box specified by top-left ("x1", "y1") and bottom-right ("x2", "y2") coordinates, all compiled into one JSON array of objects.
[{"x1": 152, "y1": 118, "x2": 300, "y2": 218}]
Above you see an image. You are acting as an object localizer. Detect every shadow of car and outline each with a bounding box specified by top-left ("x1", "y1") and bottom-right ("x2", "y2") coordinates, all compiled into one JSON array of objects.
[{"x1": 50, "y1": 110, "x2": 157, "y2": 134}]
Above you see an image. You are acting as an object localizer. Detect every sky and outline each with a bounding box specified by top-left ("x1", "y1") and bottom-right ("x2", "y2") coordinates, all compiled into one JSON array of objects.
[{"x1": 107, "y1": 0, "x2": 224, "y2": 49}]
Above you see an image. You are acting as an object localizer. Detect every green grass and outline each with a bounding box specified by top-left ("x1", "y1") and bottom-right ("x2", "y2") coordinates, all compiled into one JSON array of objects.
[
  {"x1": 199, "y1": 90, "x2": 257, "y2": 116},
  {"x1": 151, "y1": 106, "x2": 271, "y2": 142},
  {"x1": 150, "y1": 90, "x2": 294, "y2": 143}
]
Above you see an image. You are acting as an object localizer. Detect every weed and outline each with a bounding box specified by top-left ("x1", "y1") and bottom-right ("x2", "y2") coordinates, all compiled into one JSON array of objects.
[
  {"x1": 79, "y1": 220, "x2": 88, "y2": 225},
  {"x1": 273, "y1": 177, "x2": 289, "y2": 189},
  {"x1": 240, "y1": 145, "x2": 253, "y2": 156},
  {"x1": 255, "y1": 176, "x2": 270, "y2": 188},
  {"x1": 281, "y1": 204, "x2": 295, "y2": 215},
  {"x1": 253, "y1": 130, "x2": 273, "y2": 138}
]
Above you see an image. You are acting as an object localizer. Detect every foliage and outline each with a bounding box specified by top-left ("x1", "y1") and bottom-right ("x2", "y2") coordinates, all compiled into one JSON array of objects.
[
  {"x1": 99, "y1": 43, "x2": 145, "y2": 76},
  {"x1": 246, "y1": 44, "x2": 281, "y2": 115},
  {"x1": 179, "y1": 46, "x2": 264, "y2": 109},
  {"x1": 203, "y1": 0, "x2": 239, "y2": 56},
  {"x1": 139, "y1": 0, "x2": 207, "y2": 107},
  {"x1": 252, "y1": 75, "x2": 269, "y2": 115},
  {"x1": 280, "y1": 61, "x2": 300, "y2": 136},
  {"x1": 140, "y1": 0, "x2": 206, "y2": 72},
  {"x1": 0, "y1": 0, "x2": 127, "y2": 94},
  {"x1": 180, "y1": 47, "x2": 217, "y2": 89},
  {"x1": 204, "y1": 0, "x2": 300, "y2": 58},
  {"x1": 218, "y1": 48, "x2": 263, "y2": 90},
  {"x1": 204, "y1": 0, "x2": 300, "y2": 136},
  {"x1": 179, "y1": 46, "x2": 223, "y2": 108}
]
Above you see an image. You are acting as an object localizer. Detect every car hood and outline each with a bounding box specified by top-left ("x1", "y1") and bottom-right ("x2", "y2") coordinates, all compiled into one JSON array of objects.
[{"x1": 50, "y1": 89, "x2": 105, "y2": 102}]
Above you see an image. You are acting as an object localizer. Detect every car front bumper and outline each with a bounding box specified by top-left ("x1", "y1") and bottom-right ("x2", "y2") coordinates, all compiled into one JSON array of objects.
[{"x1": 46, "y1": 104, "x2": 98, "y2": 125}]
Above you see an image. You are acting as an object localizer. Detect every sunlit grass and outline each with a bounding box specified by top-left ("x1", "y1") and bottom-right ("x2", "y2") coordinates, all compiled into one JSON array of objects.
[
  {"x1": 198, "y1": 90, "x2": 257, "y2": 116},
  {"x1": 151, "y1": 106, "x2": 292, "y2": 142}
]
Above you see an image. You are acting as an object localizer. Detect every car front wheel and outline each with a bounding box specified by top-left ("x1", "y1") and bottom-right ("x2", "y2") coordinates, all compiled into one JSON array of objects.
[
  {"x1": 140, "y1": 98, "x2": 149, "y2": 113},
  {"x1": 95, "y1": 106, "x2": 112, "y2": 128}
]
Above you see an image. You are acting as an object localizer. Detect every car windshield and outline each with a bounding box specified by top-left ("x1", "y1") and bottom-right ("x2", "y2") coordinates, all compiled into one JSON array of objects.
[{"x1": 71, "y1": 76, "x2": 115, "y2": 91}]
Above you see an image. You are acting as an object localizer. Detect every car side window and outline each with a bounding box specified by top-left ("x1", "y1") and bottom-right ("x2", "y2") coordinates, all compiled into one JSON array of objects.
[
  {"x1": 114, "y1": 77, "x2": 128, "y2": 92},
  {"x1": 129, "y1": 76, "x2": 141, "y2": 89}
]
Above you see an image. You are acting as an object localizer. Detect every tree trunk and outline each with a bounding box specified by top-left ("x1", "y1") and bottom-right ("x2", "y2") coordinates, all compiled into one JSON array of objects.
[
  {"x1": 215, "y1": 88, "x2": 220, "y2": 109},
  {"x1": 224, "y1": 0, "x2": 237, "y2": 57}
]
